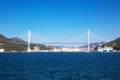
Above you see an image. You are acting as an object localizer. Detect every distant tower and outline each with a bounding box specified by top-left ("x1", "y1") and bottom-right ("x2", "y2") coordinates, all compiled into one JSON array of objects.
[
  {"x1": 88, "y1": 29, "x2": 90, "y2": 52},
  {"x1": 28, "y1": 30, "x2": 31, "y2": 52}
]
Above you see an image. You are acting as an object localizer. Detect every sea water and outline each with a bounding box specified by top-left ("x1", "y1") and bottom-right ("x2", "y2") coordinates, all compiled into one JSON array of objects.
[{"x1": 0, "y1": 52, "x2": 120, "y2": 80}]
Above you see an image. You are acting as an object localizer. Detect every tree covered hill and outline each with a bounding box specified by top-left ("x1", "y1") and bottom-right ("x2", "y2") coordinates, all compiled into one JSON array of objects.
[
  {"x1": 0, "y1": 34, "x2": 25, "y2": 51},
  {"x1": 94, "y1": 37, "x2": 120, "y2": 51},
  {"x1": 0, "y1": 34, "x2": 49, "y2": 51},
  {"x1": 104, "y1": 37, "x2": 120, "y2": 51}
]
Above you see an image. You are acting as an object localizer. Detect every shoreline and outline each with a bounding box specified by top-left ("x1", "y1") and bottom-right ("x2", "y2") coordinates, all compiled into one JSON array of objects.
[{"x1": 0, "y1": 51, "x2": 120, "y2": 53}]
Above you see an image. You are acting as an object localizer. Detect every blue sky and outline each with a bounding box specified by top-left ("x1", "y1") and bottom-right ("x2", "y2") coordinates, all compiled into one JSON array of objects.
[{"x1": 0, "y1": 0, "x2": 120, "y2": 42}]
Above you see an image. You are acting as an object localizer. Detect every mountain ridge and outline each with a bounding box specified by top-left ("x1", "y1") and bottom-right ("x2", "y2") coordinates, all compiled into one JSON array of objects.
[
  {"x1": 0, "y1": 34, "x2": 48, "y2": 51},
  {"x1": 0, "y1": 34, "x2": 25, "y2": 51}
]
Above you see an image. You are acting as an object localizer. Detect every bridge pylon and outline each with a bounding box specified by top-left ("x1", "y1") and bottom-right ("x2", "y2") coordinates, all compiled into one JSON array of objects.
[{"x1": 27, "y1": 30, "x2": 31, "y2": 52}]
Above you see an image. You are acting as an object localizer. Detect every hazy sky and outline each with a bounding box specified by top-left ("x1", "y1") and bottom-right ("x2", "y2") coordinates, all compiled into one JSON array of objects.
[{"x1": 0, "y1": 0, "x2": 120, "y2": 42}]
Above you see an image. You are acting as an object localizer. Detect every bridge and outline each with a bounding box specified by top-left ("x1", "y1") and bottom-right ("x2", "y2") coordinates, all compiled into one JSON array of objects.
[{"x1": 19, "y1": 30, "x2": 108, "y2": 52}]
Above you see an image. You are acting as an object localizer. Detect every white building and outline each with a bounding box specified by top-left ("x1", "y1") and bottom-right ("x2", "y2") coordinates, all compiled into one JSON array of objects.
[
  {"x1": 50, "y1": 48, "x2": 62, "y2": 52},
  {"x1": 61, "y1": 47, "x2": 81, "y2": 52},
  {"x1": 47, "y1": 47, "x2": 81, "y2": 52},
  {"x1": 33, "y1": 46, "x2": 40, "y2": 52},
  {"x1": 98, "y1": 46, "x2": 113, "y2": 52},
  {"x1": 0, "y1": 49, "x2": 4, "y2": 52}
]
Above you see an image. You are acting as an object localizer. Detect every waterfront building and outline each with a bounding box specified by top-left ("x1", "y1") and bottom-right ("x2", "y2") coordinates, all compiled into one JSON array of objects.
[
  {"x1": 61, "y1": 47, "x2": 81, "y2": 52},
  {"x1": 98, "y1": 46, "x2": 113, "y2": 52},
  {"x1": 0, "y1": 49, "x2": 4, "y2": 52},
  {"x1": 34, "y1": 46, "x2": 40, "y2": 52}
]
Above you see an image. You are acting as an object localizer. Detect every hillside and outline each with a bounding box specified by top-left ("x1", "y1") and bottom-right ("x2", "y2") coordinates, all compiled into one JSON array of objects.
[
  {"x1": 9, "y1": 37, "x2": 47, "y2": 50},
  {"x1": 104, "y1": 37, "x2": 120, "y2": 51},
  {"x1": 94, "y1": 37, "x2": 120, "y2": 51},
  {"x1": 80, "y1": 42, "x2": 106, "y2": 48},
  {"x1": 0, "y1": 34, "x2": 49, "y2": 51},
  {"x1": 9, "y1": 37, "x2": 27, "y2": 44},
  {"x1": 0, "y1": 34, "x2": 25, "y2": 51},
  {"x1": 0, "y1": 34, "x2": 50, "y2": 51}
]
